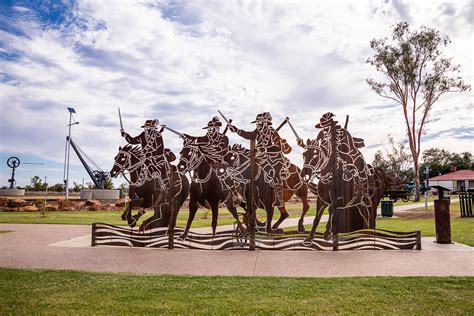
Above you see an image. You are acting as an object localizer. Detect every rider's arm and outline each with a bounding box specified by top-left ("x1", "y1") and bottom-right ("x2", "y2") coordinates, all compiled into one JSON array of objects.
[
  {"x1": 124, "y1": 132, "x2": 143, "y2": 145},
  {"x1": 182, "y1": 134, "x2": 208, "y2": 145},
  {"x1": 297, "y1": 138, "x2": 306, "y2": 148},
  {"x1": 235, "y1": 128, "x2": 257, "y2": 140}
]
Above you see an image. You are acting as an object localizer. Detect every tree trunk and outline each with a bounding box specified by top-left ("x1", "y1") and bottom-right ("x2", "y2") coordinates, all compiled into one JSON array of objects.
[{"x1": 414, "y1": 159, "x2": 421, "y2": 202}]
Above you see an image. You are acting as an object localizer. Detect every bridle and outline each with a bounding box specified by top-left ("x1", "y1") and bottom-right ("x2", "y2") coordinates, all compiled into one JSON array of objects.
[
  {"x1": 114, "y1": 148, "x2": 143, "y2": 185},
  {"x1": 180, "y1": 145, "x2": 211, "y2": 184},
  {"x1": 302, "y1": 144, "x2": 330, "y2": 183}
]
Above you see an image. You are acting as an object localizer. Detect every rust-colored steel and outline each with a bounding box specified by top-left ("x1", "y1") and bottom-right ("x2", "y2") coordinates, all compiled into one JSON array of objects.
[
  {"x1": 102, "y1": 111, "x2": 420, "y2": 251},
  {"x1": 434, "y1": 199, "x2": 451, "y2": 244}
]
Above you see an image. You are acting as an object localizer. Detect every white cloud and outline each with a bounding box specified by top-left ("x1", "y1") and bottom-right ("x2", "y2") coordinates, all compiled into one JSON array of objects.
[{"x1": 0, "y1": 0, "x2": 472, "y2": 187}]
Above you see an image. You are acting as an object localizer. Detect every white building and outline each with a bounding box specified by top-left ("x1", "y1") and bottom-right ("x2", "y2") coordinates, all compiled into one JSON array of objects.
[{"x1": 429, "y1": 170, "x2": 474, "y2": 192}]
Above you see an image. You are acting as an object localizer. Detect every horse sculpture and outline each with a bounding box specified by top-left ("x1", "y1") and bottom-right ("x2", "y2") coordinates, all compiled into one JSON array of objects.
[
  {"x1": 176, "y1": 140, "x2": 245, "y2": 239},
  {"x1": 223, "y1": 144, "x2": 313, "y2": 233},
  {"x1": 301, "y1": 139, "x2": 393, "y2": 240},
  {"x1": 110, "y1": 144, "x2": 189, "y2": 231}
]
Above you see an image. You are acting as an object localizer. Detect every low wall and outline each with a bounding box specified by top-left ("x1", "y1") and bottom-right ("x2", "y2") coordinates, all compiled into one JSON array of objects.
[
  {"x1": 0, "y1": 189, "x2": 25, "y2": 196},
  {"x1": 80, "y1": 189, "x2": 120, "y2": 200}
]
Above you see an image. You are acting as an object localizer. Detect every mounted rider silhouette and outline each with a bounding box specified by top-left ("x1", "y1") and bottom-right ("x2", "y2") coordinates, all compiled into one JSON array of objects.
[
  {"x1": 229, "y1": 112, "x2": 287, "y2": 207},
  {"x1": 121, "y1": 119, "x2": 170, "y2": 202},
  {"x1": 182, "y1": 117, "x2": 243, "y2": 206},
  {"x1": 298, "y1": 112, "x2": 372, "y2": 217}
]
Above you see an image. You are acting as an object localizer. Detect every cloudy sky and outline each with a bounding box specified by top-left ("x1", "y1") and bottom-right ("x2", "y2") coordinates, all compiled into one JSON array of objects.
[{"x1": 0, "y1": 0, "x2": 472, "y2": 188}]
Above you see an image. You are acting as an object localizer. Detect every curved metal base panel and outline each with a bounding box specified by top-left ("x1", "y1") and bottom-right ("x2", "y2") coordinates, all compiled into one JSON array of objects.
[{"x1": 92, "y1": 223, "x2": 421, "y2": 251}]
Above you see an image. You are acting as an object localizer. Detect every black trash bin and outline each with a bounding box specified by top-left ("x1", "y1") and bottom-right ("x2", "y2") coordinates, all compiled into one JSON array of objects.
[{"x1": 381, "y1": 200, "x2": 394, "y2": 217}]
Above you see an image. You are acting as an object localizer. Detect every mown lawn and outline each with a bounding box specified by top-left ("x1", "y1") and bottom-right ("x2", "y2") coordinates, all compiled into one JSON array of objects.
[
  {"x1": 377, "y1": 217, "x2": 474, "y2": 246},
  {"x1": 1, "y1": 268, "x2": 473, "y2": 315},
  {"x1": 0, "y1": 210, "x2": 237, "y2": 228},
  {"x1": 0, "y1": 204, "x2": 317, "y2": 227}
]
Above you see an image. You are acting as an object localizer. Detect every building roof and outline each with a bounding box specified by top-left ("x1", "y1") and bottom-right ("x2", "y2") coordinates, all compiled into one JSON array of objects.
[{"x1": 430, "y1": 170, "x2": 474, "y2": 181}]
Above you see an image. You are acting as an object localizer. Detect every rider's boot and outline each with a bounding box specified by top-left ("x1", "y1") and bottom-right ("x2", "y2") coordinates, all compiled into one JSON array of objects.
[
  {"x1": 231, "y1": 188, "x2": 244, "y2": 207},
  {"x1": 273, "y1": 184, "x2": 284, "y2": 208}
]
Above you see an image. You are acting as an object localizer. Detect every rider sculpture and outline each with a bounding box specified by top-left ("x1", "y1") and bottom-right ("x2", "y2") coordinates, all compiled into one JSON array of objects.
[
  {"x1": 182, "y1": 116, "x2": 243, "y2": 206},
  {"x1": 121, "y1": 119, "x2": 170, "y2": 201},
  {"x1": 298, "y1": 112, "x2": 373, "y2": 227},
  {"x1": 229, "y1": 112, "x2": 290, "y2": 208}
]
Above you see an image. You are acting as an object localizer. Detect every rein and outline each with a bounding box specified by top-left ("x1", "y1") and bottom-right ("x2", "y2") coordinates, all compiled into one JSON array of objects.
[
  {"x1": 182, "y1": 146, "x2": 212, "y2": 184},
  {"x1": 114, "y1": 149, "x2": 143, "y2": 186}
]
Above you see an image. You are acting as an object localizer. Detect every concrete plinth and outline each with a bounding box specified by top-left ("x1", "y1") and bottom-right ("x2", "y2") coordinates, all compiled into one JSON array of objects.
[
  {"x1": 80, "y1": 189, "x2": 119, "y2": 200},
  {"x1": 0, "y1": 189, "x2": 25, "y2": 196}
]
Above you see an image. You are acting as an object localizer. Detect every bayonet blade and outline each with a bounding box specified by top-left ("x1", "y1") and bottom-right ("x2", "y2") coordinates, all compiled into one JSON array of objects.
[
  {"x1": 287, "y1": 118, "x2": 301, "y2": 140},
  {"x1": 161, "y1": 125, "x2": 183, "y2": 137},
  {"x1": 217, "y1": 110, "x2": 230, "y2": 124},
  {"x1": 118, "y1": 107, "x2": 124, "y2": 131}
]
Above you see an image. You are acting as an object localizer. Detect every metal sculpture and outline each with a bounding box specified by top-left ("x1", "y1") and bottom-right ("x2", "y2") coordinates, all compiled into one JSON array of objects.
[
  {"x1": 299, "y1": 112, "x2": 398, "y2": 241},
  {"x1": 223, "y1": 144, "x2": 312, "y2": 233},
  {"x1": 6, "y1": 156, "x2": 44, "y2": 189},
  {"x1": 228, "y1": 112, "x2": 291, "y2": 208},
  {"x1": 96, "y1": 110, "x2": 421, "y2": 251},
  {"x1": 176, "y1": 117, "x2": 245, "y2": 239},
  {"x1": 67, "y1": 137, "x2": 109, "y2": 189},
  {"x1": 7, "y1": 156, "x2": 20, "y2": 189},
  {"x1": 110, "y1": 112, "x2": 189, "y2": 230}
]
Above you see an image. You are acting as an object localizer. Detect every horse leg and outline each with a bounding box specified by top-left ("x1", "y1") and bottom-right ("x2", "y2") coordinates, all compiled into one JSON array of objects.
[
  {"x1": 265, "y1": 204, "x2": 276, "y2": 234},
  {"x1": 140, "y1": 204, "x2": 167, "y2": 232},
  {"x1": 272, "y1": 190, "x2": 292, "y2": 230},
  {"x1": 272, "y1": 206, "x2": 289, "y2": 230},
  {"x1": 121, "y1": 189, "x2": 135, "y2": 220},
  {"x1": 179, "y1": 198, "x2": 198, "y2": 240},
  {"x1": 297, "y1": 194, "x2": 311, "y2": 234},
  {"x1": 305, "y1": 198, "x2": 327, "y2": 243},
  {"x1": 210, "y1": 201, "x2": 220, "y2": 236},
  {"x1": 324, "y1": 204, "x2": 337, "y2": 240},
  {"x1": 226, "y1": 201, "x2": 246, "y2": 235}
]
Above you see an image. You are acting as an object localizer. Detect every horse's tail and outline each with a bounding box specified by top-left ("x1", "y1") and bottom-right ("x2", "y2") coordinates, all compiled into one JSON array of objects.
[{"x1": 376, "y1": 168, "x2": 403, "y2": 190}]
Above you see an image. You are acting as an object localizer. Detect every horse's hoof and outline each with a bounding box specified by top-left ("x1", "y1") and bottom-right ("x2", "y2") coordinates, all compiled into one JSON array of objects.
[
  {"x1": 324, "y1": 232, "x2": 332, "y2": 241},
  {"x1": 270, "y1": 228, "x2": 284, "y2": 235},
  {"x1": 302, "y1": 238, "x2": 313, "y2": 246},
  {"x1": 297, "y1": 227, "x2": 306, "y2": 234},
  {"x1": 178, "y1": 234, "x2": 187, "y2": 241},
  {"x1": 128, "y1": 218, "x2": 137, "y2": 228}
]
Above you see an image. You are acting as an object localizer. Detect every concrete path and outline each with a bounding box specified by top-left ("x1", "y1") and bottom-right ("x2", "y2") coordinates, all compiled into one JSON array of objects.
[{"x1": 1, "y1": 223, "x2": 473, "y2": 277}]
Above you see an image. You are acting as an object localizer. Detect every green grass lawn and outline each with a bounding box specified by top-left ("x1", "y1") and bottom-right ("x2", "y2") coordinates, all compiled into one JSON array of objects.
[
  {"x1": 377, "y1": 217, "x2": 474, "y2": 246},
  {"x1": 1, "y1": 268, "x2": 473, "y2": 315},
  {"x1": 0, "y1": 204, "x2": 317, "y2": 228},
  {"x1": 0, "y1": 210, "x2": 238, "y2": 228}
]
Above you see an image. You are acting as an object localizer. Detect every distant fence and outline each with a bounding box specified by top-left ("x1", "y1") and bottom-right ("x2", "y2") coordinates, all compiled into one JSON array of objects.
[{"x1": 459, "y1": 192, "x2": 473, "y2": 217}]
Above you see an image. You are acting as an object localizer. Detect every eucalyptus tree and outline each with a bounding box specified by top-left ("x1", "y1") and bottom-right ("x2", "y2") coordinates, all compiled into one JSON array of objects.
[{"x1": 366, "y1": 22, "x2": 470, "y2": 200}]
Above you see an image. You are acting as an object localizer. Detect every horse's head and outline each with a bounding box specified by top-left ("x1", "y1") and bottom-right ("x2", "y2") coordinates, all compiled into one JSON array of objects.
[
  {"x1": 301, "y1": 139, "x2": 329, "y2": 183},
  {"x1": 110, "y1": 145, "x2": 129, "y2": 178},
  {"x1": 110, "y1": 144, "x2": 141, "y2": 178},
  {"x1": 215, "y1": 145, "x2": 243, "y2": 177},
  {"x1": 177, "y1": 140, "x2": 202, "y2": 175}
]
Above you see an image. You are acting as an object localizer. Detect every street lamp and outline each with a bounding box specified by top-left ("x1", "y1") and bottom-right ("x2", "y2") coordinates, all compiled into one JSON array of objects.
[{"x1": 63, "y1": 107, "x2": 79, "y2": 200}]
